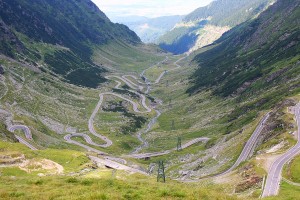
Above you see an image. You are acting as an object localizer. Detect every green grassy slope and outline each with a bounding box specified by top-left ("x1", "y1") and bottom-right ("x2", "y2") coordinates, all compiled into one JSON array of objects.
[
  {"x1": 0, "y1": 122, "x2": 17, "y2": 142},
  {"x1": 189, "y1": 0, "x2": 300, "y2": 115},
  {"x1": 0, "y1": 53, "x2": 163, "y2": 155},
  {"x1": 0, "y1": 0, "x2": 141, "y2": 88},
  {"x1": 93, "y1": 41, "x2": 165, "y2": 73},
  {"x1": 0, "y1": 141, "x2": 239, "y2": 200}
]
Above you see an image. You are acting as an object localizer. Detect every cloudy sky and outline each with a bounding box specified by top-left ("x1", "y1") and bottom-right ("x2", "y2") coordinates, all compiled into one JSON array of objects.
[{"x1": 92, "y1": 0, "x2": 214, "y2": 18}]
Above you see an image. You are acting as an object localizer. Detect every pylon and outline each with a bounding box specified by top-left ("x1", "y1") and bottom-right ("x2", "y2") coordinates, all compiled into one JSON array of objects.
[
  {"x1": 157, "y1": 160, "x2": 166, "y2": 183},
  {"x1": 171, "y1": 120, "x2": 175, "y2": 130},
  {"x1": 177, "y1": 137, "x2": 182, "y2": 151}
]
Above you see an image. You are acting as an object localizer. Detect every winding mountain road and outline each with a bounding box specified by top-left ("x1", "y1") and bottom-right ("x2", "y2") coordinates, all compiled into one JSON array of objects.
[
  {"x1": 5, "y1": 54, "x2": 275, "y2": 179},
  {"x1": 14, "y1": 135, "x2": 37, "y2": 150},
  {"x1": 8, "y1": 125, "x2": 37, "y2": 150},
  {"x1": 100, "y1": 92, "x2": 152, "y2": 113},
  {"x1": 65, "y1": 55, "x2": 210, "y2": 163},
  {"x1": 88, "y1": 94, "x2": 113, "y2": 148},
  {"x1": 5, "y1": 55, "x2": 220, "y2": 174},
  {"x1": 262, "y1": 103, "x2": 300, "y2": 197},
  {"x1": 65, "y1": 133, "x2": 107, "y2": 148},
  {"x1": 132, "y1": 109, "x2": 161, "y2": 154},
  {"x1": 64, "y1": 134, "x2": 127, "y2": 164},
  {"x1": 4, "y1": 53, "x2": 297, "y2": 184},
  {"x1": 123, "y1": 75, "x2": 146, "y2": 86},
  {"x1": 220, "y1": 112, "x2": 270, "y2": 175},
  {"x1": 89, "y1": 156, "x2": 147, "y2": 175},
  {"x1": 140, "y1": 56, "x2": 169, "y2": 82},
  {"x1": 139, "y1": 54, "x2": 188, "y2": 86},
  {"x1": 106, "y1": 75, "x2": 143, "y2": 91},
  {"x1": 180, "y1": 112, "x2": 271, "y2": 183},
  {"x1": 128, "y1": 137, "x2": 210, "y2": 159},
  {"x1": 84, "y1": 77, "x2": 153, "y2": 149},
  {"x1": 8, "y1": 125, "x2": 33, "y2": 140},
  {"x1": 107, "y1": 76, "x2": 151, "y2": 111}
]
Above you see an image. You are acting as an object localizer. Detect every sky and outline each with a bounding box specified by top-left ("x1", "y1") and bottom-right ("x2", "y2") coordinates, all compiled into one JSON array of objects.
[{"x1": 92, "y1": 0, "x2": 214, "y2": 19}]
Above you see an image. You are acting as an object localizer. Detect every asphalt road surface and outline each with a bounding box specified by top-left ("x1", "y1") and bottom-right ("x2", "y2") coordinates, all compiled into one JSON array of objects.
[
  {"x1": 262, "y1": 103, "x2": 300, "y2": 197},
  {"x1": 8, "y1": 125, "x2": 37, "y2": 150},
  {"x1": 132, "y1": 109, "x2": 161, "y2": 154},
  {"x1": 181, "y1": 112, "x2": 271, "y2": 182},
  {"x1": 128, "y1": 137, "x2": 210, "y2": 159},
  {"x1": 89, "y1": 156, "x2": 147, "y2": 175},
  {"x1": 8, "y1": 125, "x2": 33, "y2": 140},
  {"x1": 64, "y1": 134, "x2": 108, "y2": 155},
  {"x1": 220, "y1": 112, "x2": 270, "y2": 175}
]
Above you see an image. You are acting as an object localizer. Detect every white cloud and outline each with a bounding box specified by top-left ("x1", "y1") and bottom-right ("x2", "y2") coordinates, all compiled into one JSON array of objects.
[{"x1": 92, "y1": 0, "x2": 214, "y2": 18}]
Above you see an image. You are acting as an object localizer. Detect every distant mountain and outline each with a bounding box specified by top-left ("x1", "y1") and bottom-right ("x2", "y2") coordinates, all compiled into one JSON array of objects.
[
  {"x1": 110, "y1": 15, "x2": 149, "y2": 23},
  {"x1": 159, "y1": 0, "x2": 273, "y2": 54},
  {"x1": 116, "y1": 15, "x2": 184, "y2": 43},
  {"x1": 189, "y1": 0, "x2": 300, "y2": 108},
  {"x1": 0, "y1": 0, "x2": 141, "y2": 87}
]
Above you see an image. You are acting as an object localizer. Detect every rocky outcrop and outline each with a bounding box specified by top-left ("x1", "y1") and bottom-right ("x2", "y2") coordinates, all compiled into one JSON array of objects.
[
  {"x1": 0, "y1": 19, "x2": 25, "y2": 57},
  {"x1": 0, "y1": 65, "x2": 4, "y2": 74},
  {"x1": 0, "y1": 154, "x2": 25, "y2": 166}
]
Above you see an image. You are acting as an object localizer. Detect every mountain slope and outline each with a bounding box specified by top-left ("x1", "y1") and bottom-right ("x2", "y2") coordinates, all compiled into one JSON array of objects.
[
  {"x1": 0, "y1": 0, "x2": 141, "y2": 87},
  {"x1": 189, "y1": 0, "x2": 300, "y2": 122},
  {"x1": 159, "y1": 0, "x2": 273, "y2": 54}
]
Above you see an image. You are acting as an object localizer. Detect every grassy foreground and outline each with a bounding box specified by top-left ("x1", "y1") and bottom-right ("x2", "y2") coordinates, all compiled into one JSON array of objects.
[
  {"x1": 0, "y1": 175, "x2": 238, "y2": 200},
  {"x1": 0, "y1": 141, "x2": 238, "y2": 200},
  {"x1": 266, "y1": 182, "x2": 300, "y2": 200}
]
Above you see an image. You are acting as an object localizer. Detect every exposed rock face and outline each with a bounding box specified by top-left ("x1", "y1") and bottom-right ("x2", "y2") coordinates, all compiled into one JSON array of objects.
[
  {"x1": 0, "y1": 65, "x2": 4, "y2": 74},
  {"x1": 0, "y1": 19, "x2": 25, "y2": 57}
]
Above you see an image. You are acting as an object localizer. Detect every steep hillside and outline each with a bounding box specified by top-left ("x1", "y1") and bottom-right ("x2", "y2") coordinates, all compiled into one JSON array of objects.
[
  {"x1": 131, "y1": 0, "x2": 299, "y2": 185},
  {"x1": 159, "y1": 0, "x2": 272, "y2": 54},
  {"x1": 189, "y1": 0, "x2": 300, "y2": 128},
  {"x1": 118, "y1": 15, "x2": 183, "y2": 43},
  {"x1": 0, "y1": 122, "x2": 17, "y2": 142},
  {"x1": 0, "y1": 0, "x2": 141, "y2": 87},
  {"x1": 0, "y1": 0, "x2": 164, "y2": 153}
]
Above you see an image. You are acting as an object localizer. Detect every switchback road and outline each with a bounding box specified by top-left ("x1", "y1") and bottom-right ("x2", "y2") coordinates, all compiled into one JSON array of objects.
[
  {"x1": 181, "y1": 112, "x2": 271, "y2": 182},
  {"x1": 128, "y1": 137, "x2": 210, "y2": 159},
  {"x1": 8, "y1": 125, "x2": 37, "y2": 150},
  {"x1": 262, "y1": 103, "x2": 300, "y2": 197},
  {"x1": 89, "y1": 156, "x2": 147, "y2": 175},
  {"x1": 220, "y1": 113, "x2": 270, "y2": 175}
]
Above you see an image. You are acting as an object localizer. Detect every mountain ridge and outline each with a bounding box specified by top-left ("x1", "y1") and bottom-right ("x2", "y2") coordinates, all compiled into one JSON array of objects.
[
  {"x1": 159, "y1": 0, "x2": 273, "y2": 54},
  {"x1": 0, "y1": 0, "x2": 141, "y2": 87}
]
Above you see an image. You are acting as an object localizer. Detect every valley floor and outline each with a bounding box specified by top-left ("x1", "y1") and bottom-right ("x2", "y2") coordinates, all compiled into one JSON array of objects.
[{"x1": 0, "y1": 48, "x2": 300, "y2": 200}]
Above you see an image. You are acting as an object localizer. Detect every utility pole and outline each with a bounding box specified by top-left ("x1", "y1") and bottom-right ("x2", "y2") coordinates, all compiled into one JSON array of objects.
[
  {"x1": 157, "y1": 160, "x2": 166, "y2": 183},
  {"x1": 171, "y1": 120, "x2": 175, "y2": 130},
  {"x1": 177, "y1": 137, "x2": 182, "y2": 151}
]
